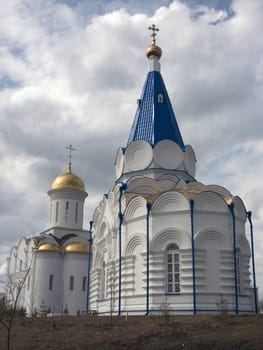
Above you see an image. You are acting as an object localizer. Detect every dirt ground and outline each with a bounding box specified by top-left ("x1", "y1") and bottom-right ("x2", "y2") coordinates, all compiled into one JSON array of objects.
[{"x1": 0, "y1": 314, "x2": 263, "y2": 350}]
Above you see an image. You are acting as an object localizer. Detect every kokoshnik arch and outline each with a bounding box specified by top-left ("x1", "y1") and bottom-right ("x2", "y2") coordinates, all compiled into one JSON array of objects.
[{"x1": 7, "y1": 25, "x2": 258, "y2": 315}]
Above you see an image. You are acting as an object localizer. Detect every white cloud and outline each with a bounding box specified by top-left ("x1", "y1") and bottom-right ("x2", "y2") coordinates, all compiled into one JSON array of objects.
[{"x1": 0, "y1": 0, "x2": 263, "y2": 299}]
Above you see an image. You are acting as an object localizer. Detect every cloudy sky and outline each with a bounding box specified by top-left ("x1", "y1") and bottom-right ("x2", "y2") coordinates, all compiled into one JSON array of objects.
[{"x1": 0, "y1": 0, "x2": 263, "y2": 298}]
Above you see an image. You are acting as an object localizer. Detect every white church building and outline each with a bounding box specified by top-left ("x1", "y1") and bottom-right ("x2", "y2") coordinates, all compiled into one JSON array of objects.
[
  {"x1": 7, "y1": 158, "x2": 91, "y2": 316},
  {"x1": 7, "y1": 26, "x2": 258, "y2": 315}
]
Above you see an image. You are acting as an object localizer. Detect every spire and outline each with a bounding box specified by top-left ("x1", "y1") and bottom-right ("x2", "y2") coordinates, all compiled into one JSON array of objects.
[{"x1": 127, "y1": 26, "x2": 185, "y2": 150}]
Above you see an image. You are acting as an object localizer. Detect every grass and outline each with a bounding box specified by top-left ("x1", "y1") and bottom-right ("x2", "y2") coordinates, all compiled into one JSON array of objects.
[{"x1": 0, "y1": 314, "x2": 262, "y2": 349}]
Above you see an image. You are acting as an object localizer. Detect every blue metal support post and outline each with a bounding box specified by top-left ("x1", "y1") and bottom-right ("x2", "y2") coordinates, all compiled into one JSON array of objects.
[
  {"x1": 118, "y1": 183, "x2": 126, "y2": 316},
  {"x1": 86, "y1": 221, "x2": 93, "y2": 312},
  {"x1": 229, "y1": 203, "x2": 239, "y2": 314},
  {"x1": 247, "y1": 211, "x2": 258, "y2": 314},
  {"x1": 190, "y1": 199, "x2": 197, "y2": 315},
  {"x1": 146, "y1": 202, "x2": 151, "y2": 315}
]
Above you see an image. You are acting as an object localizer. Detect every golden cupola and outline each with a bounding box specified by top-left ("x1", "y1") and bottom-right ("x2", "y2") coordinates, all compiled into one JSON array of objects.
[
  {"x1": 146, "y1": 24, "x2": 162, "y2": 59},
  {"x1": 51, "y1": 162, "x2": 85, "y2": 191}
]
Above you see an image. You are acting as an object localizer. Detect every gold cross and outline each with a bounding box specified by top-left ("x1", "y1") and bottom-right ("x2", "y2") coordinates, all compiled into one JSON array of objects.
[
  {"x1": 66, "y1": 144, "x2": 76, "y2": 164},
  {"x1": 148, "y1": 24, "x2": 159, "y2": 45}
]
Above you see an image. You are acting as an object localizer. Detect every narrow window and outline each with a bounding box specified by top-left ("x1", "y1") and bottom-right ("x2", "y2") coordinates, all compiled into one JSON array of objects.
[
  {"x1": 82, "y1": 276, "x2": 87, "y2": 292},
  {"x1": 69, "y1": 275, "x2": 74, "y2": 291},
  {"x1": 19, "y1": 260, "x2": 23, "y2": 271},
  {"x1": 75, "y1": 202, "x2": 78, "y2": 223},
  {"x1": 158, "y1": 94, "x2": 163, "y2": 103},
  {"x1": 55, "y1": 202, "x2": 59, "y2": 222},
  {"x1": 49, "y1": 275, "x2": 53, "y2": 291},
  {"x1": 27, "y1": 275, "x2": 30, "y2": 291},
  {"x1": 166, "y1": 244, "x2": 180, "y2": 294},
  {"x1": 65, "y1": 201, "x2": 69, "y2": 222}
]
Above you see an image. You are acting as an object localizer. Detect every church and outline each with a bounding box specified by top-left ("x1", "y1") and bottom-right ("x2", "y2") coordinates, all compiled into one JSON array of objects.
[{"x1": 7, "y1": 26, "x2": 258, "y2": 315}]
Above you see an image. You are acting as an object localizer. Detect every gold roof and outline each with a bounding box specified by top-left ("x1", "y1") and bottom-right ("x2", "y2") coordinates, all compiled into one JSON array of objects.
[
  {"x1": 38, "y1": 243, "x2": 60, "y2": 252},
  {"x1": 65, "y1": 242, "x2": 89, "y2": 253},
  {"x1": 51, "y1": 162, "x2": 85, "y2": 191},
  {"x1": 146, "y1": 44, "x2": 162, "y2": 58}
]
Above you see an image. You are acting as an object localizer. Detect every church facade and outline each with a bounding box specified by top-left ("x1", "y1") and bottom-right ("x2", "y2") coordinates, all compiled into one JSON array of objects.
[
  {"x1": 7, "y1": 160, "x2": 91, "y2": 316},
  {"x1": 88, "y1": 27, "x2": 257, "y2": 315},
  {"x1": 7, "y1": 27, "x2": 258, "y2": 315}
]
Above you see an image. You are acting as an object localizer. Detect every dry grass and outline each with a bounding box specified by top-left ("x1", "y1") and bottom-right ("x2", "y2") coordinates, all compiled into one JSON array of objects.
[{"x1": 0, "y1": 314, "x2": 262, "y2": 350}]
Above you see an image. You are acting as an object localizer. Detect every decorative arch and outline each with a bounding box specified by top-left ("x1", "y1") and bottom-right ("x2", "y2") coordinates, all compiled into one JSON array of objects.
[
  {"x1": 94, "y1": 251, "x2": 104, "y2": 269},
  {"x1": 125, "y1": 234, "x2": 145, "y2": 255},
  {"x1": 93, "y1": 206, "x2": 101, "y2": 225},
  {"x1": 17, "y1": 237, "x2": 29, "y2": 249},
  {"x1": 158, "y1": 174, "x2": 180, "y2": 183},
  {"x1": 232, "y1": 196, "x2": 247, "y2": 221},
  {"x1": 158, "y1": 179, "x2": 176, "y2": 192},
  {"x1": 124, "y1": 196, "x2": 147, "y2": 221},
  {"x1": 188, "y1": 181, "x2": 206, "y2": 191},
  {"x1": 151, "y1": 228, "x2": 191, "y2": 252},
  {"x1": 195, "y1": 228, "x2": 226, "y2": 248},
  {"x1": 237, "y1": 234, "x2": 251, "y2": 256},
  {"x1": 152, "y1": 191, "x2": 189, "y2": 214},
  {"x1": 97, "y1": 221, "x2": 108, "y2": 240},
  {"x1": 205, "y1": 185, "x2": 231, "y2": 198},
  {"x1": 195, "y1": 191, "x2": 229, "y2": 213},
  {"x1": 127, "y1": 177, "x2": 161, "y2": 195}
]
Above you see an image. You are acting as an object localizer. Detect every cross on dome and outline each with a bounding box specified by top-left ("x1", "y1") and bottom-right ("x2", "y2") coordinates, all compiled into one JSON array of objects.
[
  {"x1": 148, "y1": 24, "x2": 159, "y2": 45},
  {"x1": 66, "y1": 144, "x2": 75, "y2": 164},
  {"x1": 146, "y1": 24, "x2": 162, "y2": 59}
]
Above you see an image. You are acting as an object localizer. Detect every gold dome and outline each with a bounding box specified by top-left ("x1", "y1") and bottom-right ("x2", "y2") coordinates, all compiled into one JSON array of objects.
[
  {"x1": 146, "y1": 44, "x2": 162, "y2": 58},
  {"x1": 65, "y1": 242, "x2": 89, "y2": 253},
  {"x1": 51, "y1": 162, "x2": 85, "y2": 191},
  {"x1": 38, "y1": 243, "x2": 60, "y2": 252}
]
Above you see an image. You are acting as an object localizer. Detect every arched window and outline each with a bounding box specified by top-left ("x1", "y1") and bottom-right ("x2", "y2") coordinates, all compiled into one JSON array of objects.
[
  {"x1": 166, "y1": 244, "x2": 180, "y2": 294},
  {"x1": 69, "y1": 275, "x2": 74, "y2": 291},
  {"x1": 236, "y1": 247, "x2": 242, "y2": 294},
  {"x1": 49, "y1": 275, "x2": 53, "y2": 291}
]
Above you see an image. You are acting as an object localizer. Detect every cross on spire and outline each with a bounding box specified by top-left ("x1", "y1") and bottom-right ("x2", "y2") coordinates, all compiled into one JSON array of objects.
[
  {"x1": 66, "y1": 144, "x2": 76, "y2": 165},
  {"x1": 148, "y1": 24, "x2": 159, "y2": 45}
]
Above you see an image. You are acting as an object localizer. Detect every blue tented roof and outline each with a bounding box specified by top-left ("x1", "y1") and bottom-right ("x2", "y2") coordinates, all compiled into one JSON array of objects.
[{"x1": 127, "y1": 71, "x2": 185, "y2": 150}]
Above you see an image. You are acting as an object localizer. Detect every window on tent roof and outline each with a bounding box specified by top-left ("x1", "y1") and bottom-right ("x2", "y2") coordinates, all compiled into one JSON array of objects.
[{"x1": 158, "y1": 94, "x2": 163, "y2": 103}]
